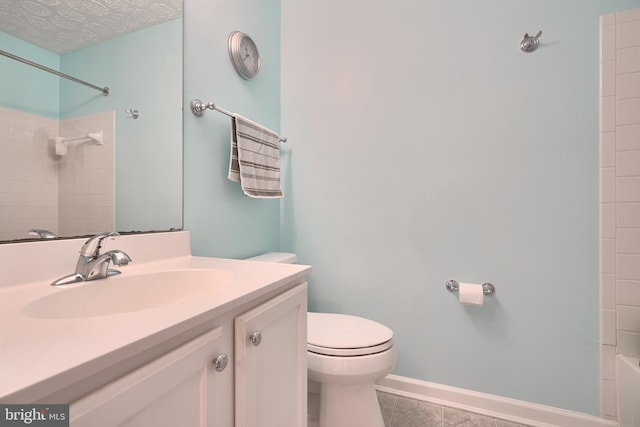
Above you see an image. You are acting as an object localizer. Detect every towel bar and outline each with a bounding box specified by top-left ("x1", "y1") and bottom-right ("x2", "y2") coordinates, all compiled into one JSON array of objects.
[{"x1": 191, "y1": 99, "x2": 287, "y2": 143}]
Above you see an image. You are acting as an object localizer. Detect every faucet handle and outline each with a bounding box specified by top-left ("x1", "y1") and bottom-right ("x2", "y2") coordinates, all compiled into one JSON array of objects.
[{"x1": 80, "y1": 232, "x2": 120, "y2": 257}]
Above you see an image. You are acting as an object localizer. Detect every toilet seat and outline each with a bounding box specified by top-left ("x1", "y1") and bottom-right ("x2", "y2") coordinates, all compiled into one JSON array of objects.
[{"x1": 307, "y1": 312, "x2": 393, "y2": 357}]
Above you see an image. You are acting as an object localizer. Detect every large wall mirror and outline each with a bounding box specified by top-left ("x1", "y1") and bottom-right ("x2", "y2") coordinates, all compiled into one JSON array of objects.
[{"x1": 0, "y1": 1, "x2": 183, "y2": 243}]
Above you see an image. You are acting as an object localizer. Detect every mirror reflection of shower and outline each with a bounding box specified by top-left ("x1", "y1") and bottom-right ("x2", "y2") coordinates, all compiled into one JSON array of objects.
[{"x1": 0, "y1": 2, "x2": 183, "y2": 242}]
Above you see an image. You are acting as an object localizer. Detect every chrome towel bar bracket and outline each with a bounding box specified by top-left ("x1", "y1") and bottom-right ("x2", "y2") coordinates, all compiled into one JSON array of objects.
[
  {"x1": 191, "y1": 99, "x2": 232, "y2": 117},
  {"x1": 445, "y1": 280, "x2": 495, "y2": 296}
]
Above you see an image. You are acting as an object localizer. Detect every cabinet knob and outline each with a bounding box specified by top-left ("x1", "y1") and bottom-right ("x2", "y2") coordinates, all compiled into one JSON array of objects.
[
  {"x1": 250, "y1": 331, "x2": 262, "y2": 346},
  {"x1": 214, "y1": 353, "x2": 229, "y2": 372}
]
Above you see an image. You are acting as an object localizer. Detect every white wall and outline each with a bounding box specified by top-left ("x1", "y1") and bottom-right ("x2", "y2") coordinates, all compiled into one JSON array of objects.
[
  {"x1": 600, "y1": 9, "x2": 640, "y2": 419},
  {"x1": 281, "y1": 0, "x2": 640, "y2": 416}
]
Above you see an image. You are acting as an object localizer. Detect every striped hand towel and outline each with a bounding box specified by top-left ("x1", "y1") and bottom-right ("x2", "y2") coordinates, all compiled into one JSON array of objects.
[{"x1": 228, "y1": 114, "x2": 283, "y2": 198}]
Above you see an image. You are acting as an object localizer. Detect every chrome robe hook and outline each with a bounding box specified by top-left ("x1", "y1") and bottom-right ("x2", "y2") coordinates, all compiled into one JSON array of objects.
[
  {"x1": 125, "y1": 108, "x2": 140, "y2": 119},
  {"x1": 520, "y1": 31, "x2": 542, "y2": 52}
]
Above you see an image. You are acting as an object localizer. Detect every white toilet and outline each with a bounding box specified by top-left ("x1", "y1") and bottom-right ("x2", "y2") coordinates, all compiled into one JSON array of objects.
[{"x1": 246, "y1": 252, "x2": 396, "y2": 427}]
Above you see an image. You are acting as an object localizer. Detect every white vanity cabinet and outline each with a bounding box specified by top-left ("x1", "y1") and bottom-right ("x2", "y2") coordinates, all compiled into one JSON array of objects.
[
  {"x1": 234, "y1": 283, "x2": 308, "y2": 427},
  {"x1": 70, "y1": 327, "x2": 230, "y2": 427},
  {"x1": 67, "y1": 281, "x2": 308, "y2": 427},
  {"x1": 1, "y1": 232, "x2": 313, "y2": 425}
]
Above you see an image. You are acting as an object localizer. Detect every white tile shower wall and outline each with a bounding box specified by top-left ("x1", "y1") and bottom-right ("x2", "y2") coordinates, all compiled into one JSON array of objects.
[
  {"x1": 600, "y1": 9, "x2": 640, "y2": 420},
  {"x1": 0, "y1": 108, "x2": 114, "y2": 240},
  {"x1": 58, "y1": 111, "x2": 114, "y2": 237},
  {"x1": 0, "y1": 106, "x2": 58, "y2": 241},
  {"x1": 615, "y1": 8, "x2": 640, "y2": 354}
]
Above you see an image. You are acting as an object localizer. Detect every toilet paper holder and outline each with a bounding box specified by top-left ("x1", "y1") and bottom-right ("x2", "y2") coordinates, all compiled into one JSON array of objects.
[{"x1": 445, "y1": 280, "x2": 495, "y2": 296}]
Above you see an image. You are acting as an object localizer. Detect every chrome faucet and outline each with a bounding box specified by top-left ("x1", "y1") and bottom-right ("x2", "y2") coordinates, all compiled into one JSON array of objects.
[
  {"x1": 28, "y1": 229, "x2": 59, "y2": 239},
  {"x1": 51, "y1": 232, "x2": 132, "y2": 286}
]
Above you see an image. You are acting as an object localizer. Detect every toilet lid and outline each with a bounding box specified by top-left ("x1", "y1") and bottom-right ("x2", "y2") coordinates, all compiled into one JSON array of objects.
[{"x1": 307, "y1": 312, "x2": 393, "y2": 357}]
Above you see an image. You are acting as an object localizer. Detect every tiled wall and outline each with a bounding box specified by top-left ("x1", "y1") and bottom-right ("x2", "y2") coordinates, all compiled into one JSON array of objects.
[
  {"x1": 0, "y1": 107, "x2": 113, "y2": 240},
  {"x1": 0, "y1": 106, "x2": 58, "y2": 241},
  {"x1": 600, "y1": 9, "x2": 640, "y2": 420},
  {"x1": 58, "y1": 111, "x2": 114, "y2": 237}
]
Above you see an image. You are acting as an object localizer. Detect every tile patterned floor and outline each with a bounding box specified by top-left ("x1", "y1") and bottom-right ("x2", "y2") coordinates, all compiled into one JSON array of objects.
[{"x1": 377, "y1": 391, "x2": 533, "y2": 427}]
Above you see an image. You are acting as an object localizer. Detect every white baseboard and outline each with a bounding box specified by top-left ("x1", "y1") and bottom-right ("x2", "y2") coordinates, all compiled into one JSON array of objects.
[{"x1": 376, "y1": 375, "x2": 617, "y2": 427}]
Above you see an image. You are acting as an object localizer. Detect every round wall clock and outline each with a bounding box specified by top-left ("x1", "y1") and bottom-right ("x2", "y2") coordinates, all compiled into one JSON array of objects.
[{"x1": 228, "y1": 31, "x2": 261, "y2": 80}]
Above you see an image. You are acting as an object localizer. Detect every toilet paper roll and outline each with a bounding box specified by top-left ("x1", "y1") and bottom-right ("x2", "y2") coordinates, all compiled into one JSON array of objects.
[{"x1": 459, "y1": 282, "x2": 484, "y2": 306}]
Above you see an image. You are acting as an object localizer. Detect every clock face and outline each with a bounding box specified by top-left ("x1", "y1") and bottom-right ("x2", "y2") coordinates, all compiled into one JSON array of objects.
[
  {"x1": 240, "y1": 38, "x2": 258, "y2": 72},
  {"x1": 229, "y1": 31, "x2": 260, "y2": 80}
]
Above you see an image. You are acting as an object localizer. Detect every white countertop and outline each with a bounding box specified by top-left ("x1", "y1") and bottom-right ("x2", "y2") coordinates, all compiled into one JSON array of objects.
[{"x1": 0, "y1": 231, "x2": 310, "y2": 403}]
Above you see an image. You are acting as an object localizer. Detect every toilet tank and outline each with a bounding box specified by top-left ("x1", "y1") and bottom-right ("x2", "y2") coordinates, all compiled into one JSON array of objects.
[{"x1": 246, "y1": 252, "x2": 297, "y2": 264}]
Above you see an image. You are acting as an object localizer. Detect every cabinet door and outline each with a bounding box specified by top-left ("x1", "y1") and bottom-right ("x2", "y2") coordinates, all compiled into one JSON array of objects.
[
  {"x1": 70, "y1": 328, "x2": 229, "y2": 427},
  {"x1": 235, "y1": 283, "x2": 308, "y2": 427}
]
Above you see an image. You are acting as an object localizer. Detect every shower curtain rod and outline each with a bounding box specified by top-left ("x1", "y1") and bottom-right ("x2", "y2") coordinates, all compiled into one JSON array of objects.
[{"x1": 0, "y1": 49, "x2": 110, "y2": 96}]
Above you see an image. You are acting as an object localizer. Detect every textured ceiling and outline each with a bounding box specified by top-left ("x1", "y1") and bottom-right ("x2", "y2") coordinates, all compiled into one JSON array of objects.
[{"x1": 0, "y1": 0, "x2": 182, "y2": 54}]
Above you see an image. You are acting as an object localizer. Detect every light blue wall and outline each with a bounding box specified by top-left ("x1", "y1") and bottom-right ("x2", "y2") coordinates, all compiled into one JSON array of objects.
[
  {"x1": 183, "y1": 0, "x2": 281, "y2": 258},
  {"x1": 0, "y1": 32, "x2": 59, "y2": 118},
  {"x1": 280, "y1": 0, "x2": 640, "y2": 416},
  {"x1": 60, "y1": 19, "x2": 183, "y2": 232}
]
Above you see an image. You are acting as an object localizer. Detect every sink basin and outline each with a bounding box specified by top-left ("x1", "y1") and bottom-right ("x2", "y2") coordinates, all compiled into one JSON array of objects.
[{"x1": 23, "y1": 269, "x2": 233, "y2": 319}]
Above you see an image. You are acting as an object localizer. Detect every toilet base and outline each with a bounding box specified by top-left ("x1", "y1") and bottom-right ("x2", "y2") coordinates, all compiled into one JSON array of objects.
[{"x1": 308, "y1": 379, "x2": 384, "y2": 427}]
